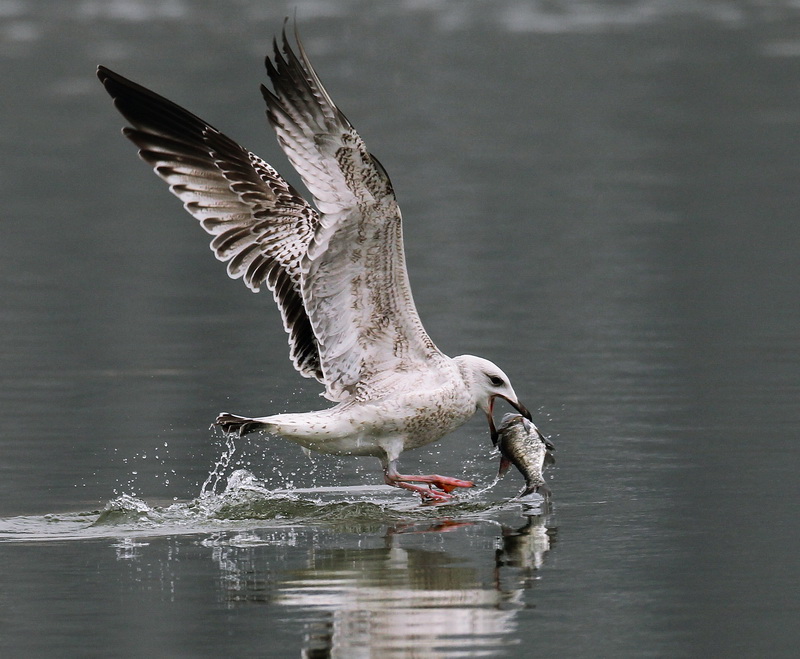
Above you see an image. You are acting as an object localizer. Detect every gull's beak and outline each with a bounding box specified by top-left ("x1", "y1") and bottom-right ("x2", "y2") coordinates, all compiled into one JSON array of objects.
[
  {"x1": 487, "y1": 403, "x2": 498, "y2": 446},
  {"x1": 487, "y1": 394, "x2": 532, "y2": 445}
]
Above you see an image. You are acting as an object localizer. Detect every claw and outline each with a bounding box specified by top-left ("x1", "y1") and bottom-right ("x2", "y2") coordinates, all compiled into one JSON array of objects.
[{"x1": 393, "y1": 481, "x2": 453, "y2": 502}]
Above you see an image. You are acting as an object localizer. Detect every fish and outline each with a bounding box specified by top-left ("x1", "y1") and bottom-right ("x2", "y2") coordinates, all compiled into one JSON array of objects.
[{"x1": 496, "y1": 413, "x2": 555, "y2": 498}]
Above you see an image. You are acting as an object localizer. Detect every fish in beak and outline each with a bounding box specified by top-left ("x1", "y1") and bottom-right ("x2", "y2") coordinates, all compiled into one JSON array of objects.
[{"x1": 487, "y1": 394, "x2": 532, "y2": 445}]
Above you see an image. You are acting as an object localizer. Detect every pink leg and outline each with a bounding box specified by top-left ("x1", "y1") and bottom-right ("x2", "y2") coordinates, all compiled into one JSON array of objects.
[
  {"x1": 392, "y1": 480, "x2": 453, "y2": 503},
  {"x1": 384, "y1": 467, "x2": 474, "y2": 502},
  {"x1": 391, "y1": 473, "x2": 474, "y2": 493}
]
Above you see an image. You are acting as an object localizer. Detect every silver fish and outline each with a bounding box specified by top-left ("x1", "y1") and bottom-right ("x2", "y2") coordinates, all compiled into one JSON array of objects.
[{"x1": 496, "y1": 413, "x2": 555, "y2": 498}]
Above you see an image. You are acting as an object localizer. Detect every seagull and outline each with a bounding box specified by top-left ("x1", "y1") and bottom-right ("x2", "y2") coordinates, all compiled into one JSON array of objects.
[{"x1": 97, "y1": 25, "x2": 532, "y2": 502}]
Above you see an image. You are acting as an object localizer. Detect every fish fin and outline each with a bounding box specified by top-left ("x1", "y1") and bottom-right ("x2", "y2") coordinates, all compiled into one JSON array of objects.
[
  {"x1": 544, "y1": 450, "x2": 556, "y2": 466},
  {"x1": 498, "y1": 454, "x2": 512, "y2": 477},
  {"x1": 530, "y1": 423, "x2": 554, "y2": 451}
]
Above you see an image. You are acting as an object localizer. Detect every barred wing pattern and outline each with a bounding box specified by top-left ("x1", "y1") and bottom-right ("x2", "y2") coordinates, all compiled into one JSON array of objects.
[
  {"x1": 97, "y1": 66, "x2": 323, "y2": 382},
  {"x1": 98, "y1": 26, "x2": 446, "y2": 404},
  {"x1": 263, "y1": 29, "x2": 444, "y2": 401}
]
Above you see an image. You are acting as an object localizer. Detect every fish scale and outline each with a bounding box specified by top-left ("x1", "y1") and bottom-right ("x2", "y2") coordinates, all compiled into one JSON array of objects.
[{"x1": 496, "y1": 413, "x2": 554, "y2": 499}]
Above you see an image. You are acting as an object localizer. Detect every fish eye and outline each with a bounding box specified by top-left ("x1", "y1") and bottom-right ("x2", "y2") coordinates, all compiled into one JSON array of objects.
[{"x1": 489, "y1": 375, "x2": 505, "y2": 387}]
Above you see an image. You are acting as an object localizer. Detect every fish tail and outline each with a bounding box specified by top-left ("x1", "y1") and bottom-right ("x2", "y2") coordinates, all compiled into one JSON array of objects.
[{"x1": 519, "y1": 481, "x2": 551, "y2": 499}]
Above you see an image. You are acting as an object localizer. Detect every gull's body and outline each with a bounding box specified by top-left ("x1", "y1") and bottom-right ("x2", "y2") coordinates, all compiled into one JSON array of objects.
[
  {"x1": 98, "y1": 26, "x2": 531, "y2": 501},
  {"x1": 232, "y1": 356, "x2": 490, "y2": 458}
]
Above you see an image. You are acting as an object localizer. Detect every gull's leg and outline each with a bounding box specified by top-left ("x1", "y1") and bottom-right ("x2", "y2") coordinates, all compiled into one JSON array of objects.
[
  {"x1": 390, "y1": 479, "x2": 453, "y2": 503},
  {"x1": 383, "y1": 461, "x2": 474, "y2": 501},
  {"x1": 390, "y1": 473, "x2": 475, "y2": 493},
  {"x1": 215, "y1": 412, "x2": 268, "y2": 437}
]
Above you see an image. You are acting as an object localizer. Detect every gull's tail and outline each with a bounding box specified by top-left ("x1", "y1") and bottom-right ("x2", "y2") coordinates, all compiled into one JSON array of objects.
[{"x1": 215, "y1": 413, "x2": 273, "y2": 437}]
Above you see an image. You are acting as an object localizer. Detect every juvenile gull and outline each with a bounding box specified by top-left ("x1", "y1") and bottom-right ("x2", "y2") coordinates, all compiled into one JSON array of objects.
[{"x1": 97, "y1": 26, "x2": 532, "y2": 501}]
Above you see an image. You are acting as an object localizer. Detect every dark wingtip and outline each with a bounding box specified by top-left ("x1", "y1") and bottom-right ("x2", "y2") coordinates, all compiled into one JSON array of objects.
[
  {"x1": 281, "y1": 15, "x2": 292, "y2": 53},
  {"x1": 96, "y1": 64, "x2": 115, "y2": 87},
  {"x1": 96, "y1": 65, "x2": 128, "y2": 90}
]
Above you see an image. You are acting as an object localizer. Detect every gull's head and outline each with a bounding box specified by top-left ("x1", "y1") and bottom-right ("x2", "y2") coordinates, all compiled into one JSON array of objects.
[{"x1": 454, "y1": 355, "x2": 532, "y2": 445}]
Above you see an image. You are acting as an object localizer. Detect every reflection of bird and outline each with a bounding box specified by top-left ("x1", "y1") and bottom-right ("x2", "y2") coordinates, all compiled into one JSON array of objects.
[
  {"x1": 277, "y1": 541, "x2": 525, "y2": 657},
  {"x1": 97, "y1": 25, "x2": 531, "y2": 501},
  {"x1": 206, "y1": 516, "x2": 557, "y2": 655}
]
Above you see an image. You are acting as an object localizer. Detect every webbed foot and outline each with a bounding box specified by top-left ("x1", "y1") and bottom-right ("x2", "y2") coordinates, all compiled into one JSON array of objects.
[{"x1": 384, "y1": 472, "x2": 474, "y2": 502}]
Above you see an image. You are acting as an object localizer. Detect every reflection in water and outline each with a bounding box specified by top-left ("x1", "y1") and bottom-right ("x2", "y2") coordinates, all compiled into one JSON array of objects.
[
  {"x1": 204, "y1": 512, "x2": 556, "y2": 657},
  {"x1": 0, "y1": 475, "x2": 558, "y2": 654},
  {"x1": 496, "y1": 512, "x2": 557, "y2": 584},
  {"x1": 111, "y1": 536, "x2": 150, "y2": 561},
  {"x1": 0, "y1": 471, "x2": 557, "y2": 654}
]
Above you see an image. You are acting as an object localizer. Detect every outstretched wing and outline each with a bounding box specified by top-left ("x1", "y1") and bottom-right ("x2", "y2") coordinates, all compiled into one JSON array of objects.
[
  {"x1": 97, "y1": 66, "x2": 323, "y2": 382},
  {"x1": 263, "y1": 27, "x2": 444, "y2": 401}
]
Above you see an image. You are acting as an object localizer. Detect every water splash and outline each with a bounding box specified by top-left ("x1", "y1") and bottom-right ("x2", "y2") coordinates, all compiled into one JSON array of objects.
[
  {"x1": 201, "y1": 432, "x2": 237, "y2": 496},
  {"x1": 0, "y1": 464, "x2": 545, "y2": 544},
  {"x1": 92, "y1": 494, "x2": 156, "y2": 526},
  {"x1": 1, "y1": 425, "x2": 552, "y2": 545}
]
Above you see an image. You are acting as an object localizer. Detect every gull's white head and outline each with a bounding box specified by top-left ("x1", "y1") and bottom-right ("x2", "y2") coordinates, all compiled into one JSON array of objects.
[{"x1": 454, "y1": 355, "x2": 532, "y2": 444}]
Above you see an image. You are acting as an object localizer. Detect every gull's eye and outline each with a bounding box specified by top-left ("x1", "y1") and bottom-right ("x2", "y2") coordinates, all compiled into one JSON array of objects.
[{"x1": 489, "y1": 375, "x2": 504, "y2": 387}]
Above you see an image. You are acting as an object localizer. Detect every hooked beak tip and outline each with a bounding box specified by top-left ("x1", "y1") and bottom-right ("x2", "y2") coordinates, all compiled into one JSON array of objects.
[
  {"x1": 516, "y1": 401, "x2": 532, "y2": 421},
  {"x1": 494, "y1": 393, "x2": 532, "y2": 421}
]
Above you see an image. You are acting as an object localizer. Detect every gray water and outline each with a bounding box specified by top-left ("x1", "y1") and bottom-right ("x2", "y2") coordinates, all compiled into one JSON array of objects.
[{"x1": 2, "y1": 1, "x2": 799, "y2": 657}]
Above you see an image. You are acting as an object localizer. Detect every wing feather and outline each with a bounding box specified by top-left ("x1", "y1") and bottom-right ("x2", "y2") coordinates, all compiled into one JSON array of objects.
[
  {"x1": 263, "y1": 28, "x2": 444, "y2": 400},
  {"x1": 98, "y1": 24, "x2": 445, "y2": 402},
  {"x1": 97, "y1": 65, "x2": 323, "y2": 382}
]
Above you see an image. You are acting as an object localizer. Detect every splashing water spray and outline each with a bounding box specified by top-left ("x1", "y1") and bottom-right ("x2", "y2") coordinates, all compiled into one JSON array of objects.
[{"x1": 201, "y1": 433, "x2": 237, "y2": 496}]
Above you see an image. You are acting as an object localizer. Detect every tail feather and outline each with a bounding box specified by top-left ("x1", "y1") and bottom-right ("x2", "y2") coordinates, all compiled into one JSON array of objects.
[{"x1": 215, "y1": 412, "x2": 271, "y2": 437}]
